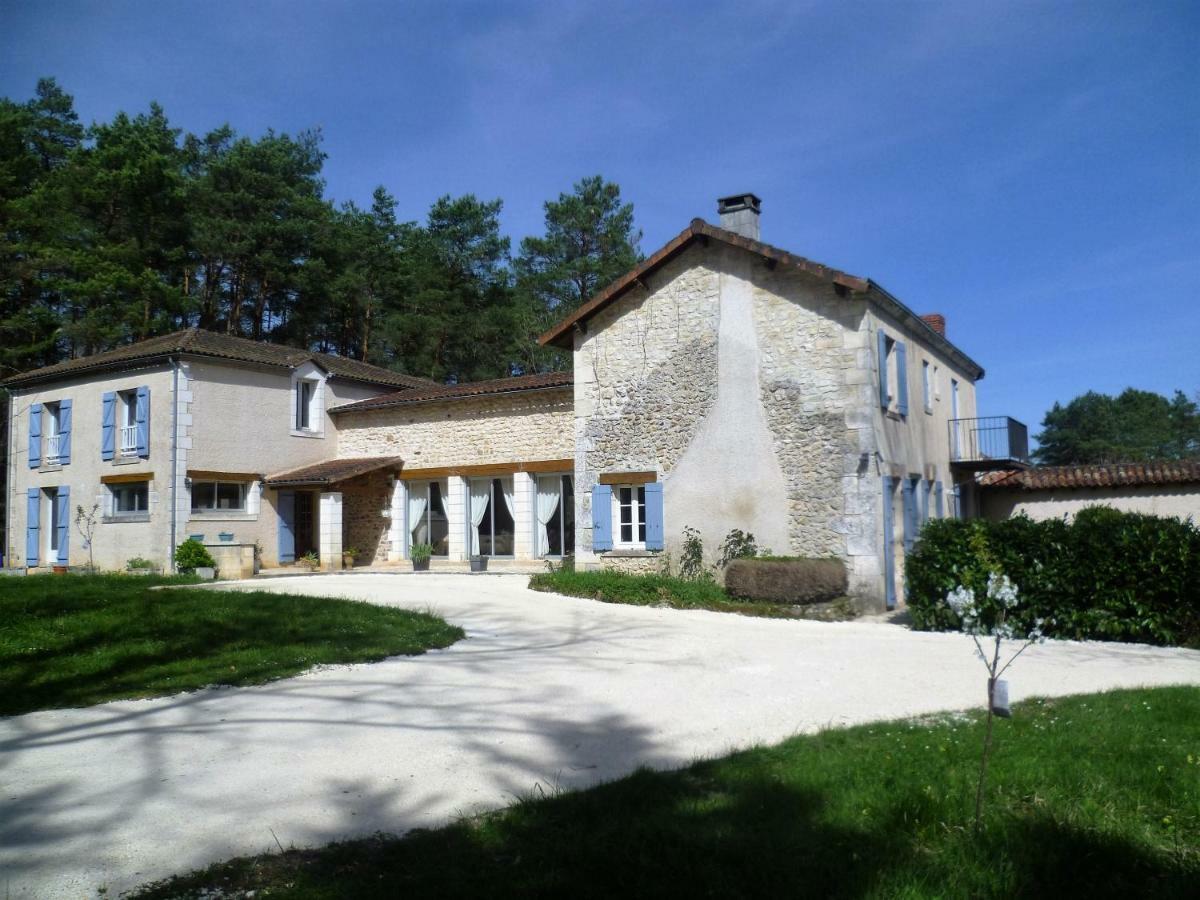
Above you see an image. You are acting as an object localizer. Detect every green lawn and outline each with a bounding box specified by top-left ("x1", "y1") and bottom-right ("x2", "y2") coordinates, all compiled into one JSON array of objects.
[
  {"x1": 528, "y1": 568, "x2": 856, "y2": 619},
  {"x1": 131, "y1": 687, "x2": 1199, "y2": 899},
  {"x1": 0, "y1": 574, "x2": 463, "y2": 716}
]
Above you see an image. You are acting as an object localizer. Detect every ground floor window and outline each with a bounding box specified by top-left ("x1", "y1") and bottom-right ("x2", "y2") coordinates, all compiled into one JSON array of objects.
[
  {"x1": 191, "y1": 481, "x2": 246, "y2": 512},
  {"x1": 537, "y1": 474, "x2": 574, "y2": 557},
  {"x1": 112, "y1": 481, "x2": 149, "y2": 516},
  {"x1": 409, "y1": 480, "x2": 449, "y2": 556},
  {"x1": 615, "y1": 484, "x2": 646, "y2": 547},
  {"x1": 469, "y1": 477, "x2": 515, "y2": 556}
]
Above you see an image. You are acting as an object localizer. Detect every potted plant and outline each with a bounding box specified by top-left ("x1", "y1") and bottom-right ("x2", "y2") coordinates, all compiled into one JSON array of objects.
[
  {"x1": 126, "y1": 557, "x2": 156, "y2": 575},
  {"x1": 174, "y1": 538, "x2": 217, "y2": 580},
  {"x1": 469, "y1": 554, "x2": 488, "y2": 573},
  {"x1": 342, "y1": 546, "x2": 360, "y2": 569},
  {"x1": 299, "y1": 551, "x2": 320, "y2": 572},
  {"x1": 410, "y1": 543, "x2": 433, "y2": 572}
]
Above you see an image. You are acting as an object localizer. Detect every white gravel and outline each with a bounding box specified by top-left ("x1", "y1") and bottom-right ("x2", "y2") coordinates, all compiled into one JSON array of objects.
[{"x1": 2, "y1": 573, "x2": 1198, "y2": 897}]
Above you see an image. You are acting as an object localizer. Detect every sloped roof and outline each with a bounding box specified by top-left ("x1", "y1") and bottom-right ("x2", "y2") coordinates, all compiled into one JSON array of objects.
[
  {"x1": 2, "y1": 328, "x2": 436, "y2": 389},
  {"x1": 538, "y1": 218, "x2": 984, "y2": 380},
  {"x1": 331, "y1": 370, "x2": 573, "y2": 414},
  {"x1": 979, "y1": 461, "x2": 1200, "y2": 491},
  {"x1": 264, "y1": 456, "x2": 405, "y2": 487}
]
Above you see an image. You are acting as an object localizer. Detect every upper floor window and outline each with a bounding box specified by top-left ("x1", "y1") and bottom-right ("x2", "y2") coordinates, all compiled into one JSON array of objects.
[
  {"x1": 192, "y1": 481, "x2": 246, "y2": 513},
  {"x1": 293, "y1": 376, "x2": 322, "y2": 433},
  {"x1": 877, "y1": 330, "x2": 908, "y2": 417},
  {"x1": 922, "y1": 361, "x2": 933, "y2": 414},
  {"x1": 118, "y1": 390, "x2": 139, "y2": 456},
  {"x1": 44, "y1": 402, "x2": 62, "y2": 462}
]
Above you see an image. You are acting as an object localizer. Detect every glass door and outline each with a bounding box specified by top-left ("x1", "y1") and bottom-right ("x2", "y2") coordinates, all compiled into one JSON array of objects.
[
  {"x1": 410, "y1": 481, "x2": 450, "y2": 557},
  {"x1": 470, "y1": 477, "x2": 515, "y2": 557},
  {"x1": 536, "y1": 474, "x2": 574, "y2": 557}
]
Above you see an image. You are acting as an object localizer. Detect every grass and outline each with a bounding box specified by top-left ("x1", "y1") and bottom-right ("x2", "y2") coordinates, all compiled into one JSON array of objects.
[
  {"x1": 528, "y1": 568, "x2": 856, "y2": 620},
  {"x1": 130, "y1": 686, "x2": 1200, "y2": 898},
  {"x1": 0, "y1": 573, "x2": 464, "y2": 716}
]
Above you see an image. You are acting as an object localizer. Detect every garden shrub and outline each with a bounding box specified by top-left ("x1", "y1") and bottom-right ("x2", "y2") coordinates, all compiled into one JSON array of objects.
[
  {"x1": 724, "y1": 558, "x2": 847, "y2": 605},
  {"x1": 173, "y1": 539, "x2": 215, "y2": 573},
  {"x1": 907, "y1": 508, "x2": 1200, "y2": 647}
]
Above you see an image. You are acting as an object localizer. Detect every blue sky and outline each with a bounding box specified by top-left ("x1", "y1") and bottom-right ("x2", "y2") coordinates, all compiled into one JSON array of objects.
[{"x1": 2, "y1": 0, "x2": 1197, "y2": 437}]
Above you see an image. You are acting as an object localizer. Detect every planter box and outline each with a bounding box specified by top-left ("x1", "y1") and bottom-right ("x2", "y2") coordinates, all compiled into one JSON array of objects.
[
  {"x1": 52, "y1": 565, "x2": 69, "y2": 575},
  {"x1": 189, "y1": 534, "x2": 205, "y2": 543},
  {"x1": 469, "y1": 557, "x2": 488, "y2": 573},
  {"x1": 412, "y1": 558, "x2": 430, "y2": 572},
  {"x1": 218, "y1": 532, "x2": 235, "y2": 543}
]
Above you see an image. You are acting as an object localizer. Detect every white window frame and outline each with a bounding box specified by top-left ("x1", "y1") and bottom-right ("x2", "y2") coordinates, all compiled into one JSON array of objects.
[
  {"x1": 922, "y1": 360, "x2": 933, "y2": 414},
  {"x1": 191, "y1": 480, "x2": 248, "y2": 514},
  {"x1": 110, "y1": 481, "x2": 150, "y2": 517},
  {"x1": 45, "y1": 486, "x2": 59, "y2": 560},
  {"x1": 612, "y1": 484, "x2": 647, "y2": 549},
  {"x1": 118, "y1": 389, "x2": 139, "y2": 456},
  {"x1": 536, "y1": 473, "x2": 575, "y2": 558},
  {"x1": 44, "y1": 401, "x2": 61, "y2": 463},
  {"x1": 933, "y1": 364, "x2": 941, "y2": 401},
  {"x1": 290, "y1": 362, "x2": 326, "y2": 438},
  {"x1": 882, "y1": 334, "x2": 899, "y2": 413},
  {"x1": 409, "y1": 479, "x2": 450, "y2": 557}
]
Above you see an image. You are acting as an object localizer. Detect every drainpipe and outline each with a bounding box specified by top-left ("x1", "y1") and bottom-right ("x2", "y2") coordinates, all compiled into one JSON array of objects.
[
  {"x1": 3, "y1": 389, "x2": 13, "y2": 568},
  {"x1": 169, "y1": 358, "x2": 179, "y2": 572}
]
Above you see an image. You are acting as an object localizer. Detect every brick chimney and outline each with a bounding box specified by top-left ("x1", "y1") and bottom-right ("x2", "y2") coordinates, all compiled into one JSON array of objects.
[
  {"x1": 921, "y1": 313, "x2": 946, "y2": 337},
  {"x1": 717, "y1": 193, "x2": 761, "y2": 241}
]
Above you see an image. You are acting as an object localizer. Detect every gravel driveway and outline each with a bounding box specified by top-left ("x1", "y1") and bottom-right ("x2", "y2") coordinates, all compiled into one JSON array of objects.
[{"x1": 3, "y1": 573, "x2": 1198, "y2": 897}]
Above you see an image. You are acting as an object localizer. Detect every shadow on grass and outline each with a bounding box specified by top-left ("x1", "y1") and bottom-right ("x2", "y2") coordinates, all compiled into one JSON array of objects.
[{"x1": 132, "y1": 764, "x2": 1196, "y2": 899}]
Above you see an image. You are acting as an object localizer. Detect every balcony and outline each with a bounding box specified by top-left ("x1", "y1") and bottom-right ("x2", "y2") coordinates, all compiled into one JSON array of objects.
[{"x1": 949, "y1": 417, "x2": 1030, "y2": 470}]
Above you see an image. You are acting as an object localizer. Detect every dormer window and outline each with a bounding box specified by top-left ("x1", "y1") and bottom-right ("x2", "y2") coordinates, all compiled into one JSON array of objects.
[
  {"x1": 291, "y1": 366, "x2": 324, "y2": 436},
  {"x1": 296, "y1": 380, "x2": 314, "y2": 430}
]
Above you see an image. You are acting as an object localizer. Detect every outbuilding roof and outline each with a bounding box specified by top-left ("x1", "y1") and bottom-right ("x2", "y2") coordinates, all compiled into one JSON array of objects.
[
  {"x1": 331, "y1": 370, "x2": 573, "y2": 414},
  {"x1": 979, "y1": 461, "x2": 1200, "y2": 491},
  {"x1": 2, "y1": 328, "x2": 436, "y2": 390},
  {"x1": 537, "y1": 218, "x2": 985, "y2": 380}
]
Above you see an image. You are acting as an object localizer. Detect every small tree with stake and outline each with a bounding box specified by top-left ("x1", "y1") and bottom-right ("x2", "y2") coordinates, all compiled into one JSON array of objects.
[
  {"x1": 74, "y1": 503, "x2": 99, "y2": 573},
  {"x1": 944, "y1": 572, "x2": 1047, "y2": 831}
]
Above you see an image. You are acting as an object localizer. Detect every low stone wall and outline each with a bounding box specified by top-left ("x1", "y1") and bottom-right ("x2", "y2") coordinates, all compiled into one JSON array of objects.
[{"x1": 596, "y1": 553, "x2": 664, "y2": 576}]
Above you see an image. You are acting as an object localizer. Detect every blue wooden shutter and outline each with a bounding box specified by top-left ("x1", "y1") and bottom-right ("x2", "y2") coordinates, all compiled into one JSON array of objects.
[
  {"x1": 920, "y1": 478, "x2": 930, "y2": 523},
  {"x1": 57, "y1": 399, "x2": 72, "y2": 465},
  {"x1": 26, "y1": 488, "x2": 40, "y2": 566},
  {"x1": 876, "y1": 331, "x2": 889, "y2": 411},
  {"x1": 935, "y1": 481, "x2": 944, "y2": 518},
  {"x1": 101, "y1": 392, "x2": 116, "y2": 460},
  {"x1": 277, "y1": 491, "x2": 295, "y2": 563},
  {"x1": 135, "y1": 386, "x2": 150, "y2": 458},
  {"x1": 55, "y1": 486, "x2": 69, "y2": 564},
  {"x1": 643, "y1": 482, "x2": 664, "y2": 551},
  {"x1": 28, "y1": 403, "x2": 42, "y2": 469},
  {"x1": 895, "y1": 341, "x2": 908, "y2": 417},
  {"x1": 592, "y1": 484, "x2": 613, "y2": 551},
  {"x1": 902, "y1": 477, "x2": 916, "y2": 553},
  {"x1": 881, "y1": 476, "x2": 895, "y2": 610}
]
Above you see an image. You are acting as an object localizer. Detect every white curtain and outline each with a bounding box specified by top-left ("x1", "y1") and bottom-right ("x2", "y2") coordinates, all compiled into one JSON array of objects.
[
  {"x1": 469, "y1": 480, "x2": 490, "y2": 555},
  {"x1": 407, "y1": 487, "x2": 428, "y2": 546},
  {"x1": 501, "y1": 477, "x2": 515, "y2": 521},
  {"x1": 536, "y1": 478, "x2": 561, "y2": 556}
]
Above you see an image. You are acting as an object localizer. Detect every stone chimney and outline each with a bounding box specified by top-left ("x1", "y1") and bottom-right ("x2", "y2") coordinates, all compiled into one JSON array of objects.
[
  {"x1": 921, "y1": 313, "x2": 946, "y2": 337},
  {"x1": 717, "y1": 193, "x2": 761, "y2": 241}
]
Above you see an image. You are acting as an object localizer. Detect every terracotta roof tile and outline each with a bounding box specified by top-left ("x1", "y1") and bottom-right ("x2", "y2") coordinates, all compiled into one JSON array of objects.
[
  {"x1": 331, "y1": 370, "x2": 573, "y2": 413},
  {"x1": 2, "y1": 328, "x2": 436, "y2": 390},
  {"x1": 264, "y1": 456, "x2": 404, "y2": 487},
  {"x1": 979, "y1": 461, "x2": 1200, "y2": 491}
]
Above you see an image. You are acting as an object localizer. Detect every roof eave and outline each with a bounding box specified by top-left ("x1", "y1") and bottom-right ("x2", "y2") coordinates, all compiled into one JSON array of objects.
[
  {"x1": 330, "y1": 381, "x2": 573, "y2": 415},
  {"x1": 865, "y1": 281, "x2": 985, "y2": 381}
]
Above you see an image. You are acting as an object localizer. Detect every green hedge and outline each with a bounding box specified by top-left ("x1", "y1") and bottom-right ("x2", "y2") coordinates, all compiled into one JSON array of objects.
[{"x1": 907, "y1": 507, "x2": 1200, "y2": 647}]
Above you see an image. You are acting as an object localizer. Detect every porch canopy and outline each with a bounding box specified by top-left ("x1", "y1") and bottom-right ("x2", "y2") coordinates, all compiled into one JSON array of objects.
[{"x1": 264, "y1": 456, "x2": 404, "y2": 488}]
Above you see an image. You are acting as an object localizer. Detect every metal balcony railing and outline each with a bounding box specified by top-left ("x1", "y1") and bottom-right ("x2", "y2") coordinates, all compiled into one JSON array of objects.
[
  {"x1": 45, "y1": 434, "x2": 60, "y2": 463},
  {"x1": 949, "y1": 416, "x2": 1030, "y2": 468},
  {"x1": 120, "y1": 424, "x2": 138, "y2": 456}
]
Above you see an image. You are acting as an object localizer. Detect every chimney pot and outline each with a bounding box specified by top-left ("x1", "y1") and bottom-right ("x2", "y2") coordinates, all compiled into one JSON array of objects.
[
  {"x1": 717, "y1": 193, "x2": 761, "y2": 241},
  {"x1": 921, "y1": 313, "x2": 947, "y2": 337}
]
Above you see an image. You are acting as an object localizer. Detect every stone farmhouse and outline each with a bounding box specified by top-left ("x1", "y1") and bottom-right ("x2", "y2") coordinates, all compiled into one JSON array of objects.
[{"x1": 3, "y1": 195, "x2": 1028, "y2": 609}]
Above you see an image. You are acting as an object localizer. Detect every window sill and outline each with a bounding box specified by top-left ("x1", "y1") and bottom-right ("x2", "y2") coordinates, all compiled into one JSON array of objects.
[
  {"x1": 103, "y1": 514, "x2": 150, "y2": 524},
  {"x1": 113, "y1": 455, "x2": 145, "y2": 466},
  {"x1": 189, "y1": 512, "x2": 257, "y2": 521},
  {"x1": 885, "y1": 410, "x2": 903, "y2": 421},
  {"x1": 289, "y1": 429, "x2": 324, "y2": 440},
  {"x1": 37, "y1": 462, "x2": 63, "y2": 473},
  {"x1": 602, "y1": 548, "x2": 659, "y2": 558},
  {"x1": 924, "y1": 406, "x2": 933, "y2": 416}
]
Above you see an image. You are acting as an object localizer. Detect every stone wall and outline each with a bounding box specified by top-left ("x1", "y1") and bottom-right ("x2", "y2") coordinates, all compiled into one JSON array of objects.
[
  {"x1": 340, "y1": 469, "x2": 393, "y2": 565},
  {"x1": 335, "y1": 389, "x2": 574, "y2": 468}
]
